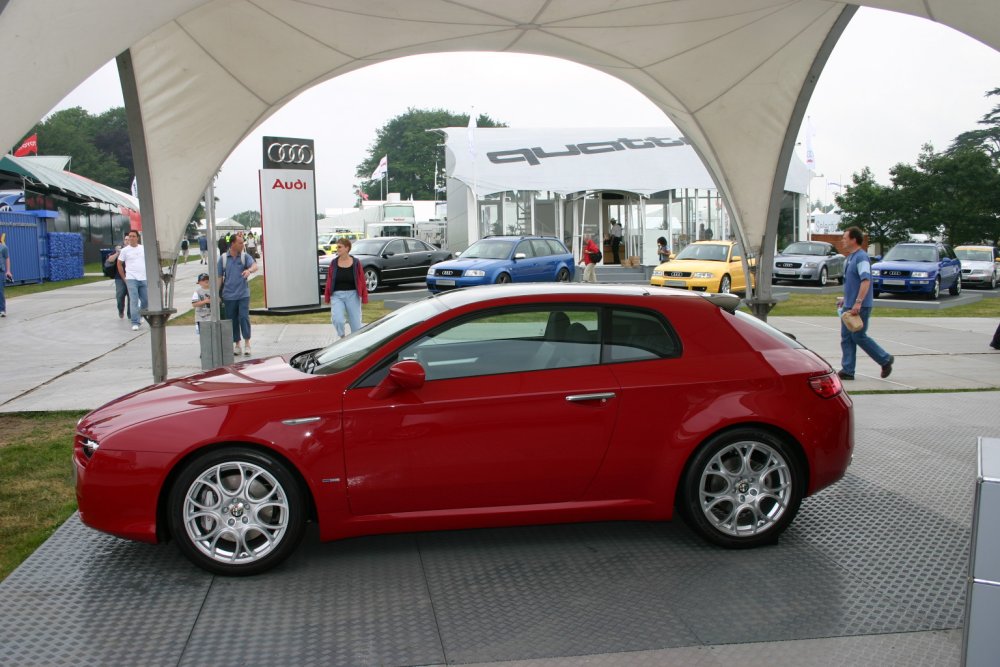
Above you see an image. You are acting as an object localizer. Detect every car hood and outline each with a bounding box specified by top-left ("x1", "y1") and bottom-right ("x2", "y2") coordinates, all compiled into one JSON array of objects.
[
  {"x1": 656, "y1": 258, "x2": 727, "y2": 273},
  {"x1": 873, "y1": 260, "x2": 939, "y2": 271},
  {"x1": 78, "y1": 356, "x2": 314, "y2": 436},
  {"x1": 959, "y1": 260, "x2": 995, "y2": 270},
  {"x1": 774, "y1": 253, "x2": 826, "y2": 263},
  {"x1": 433, "y1": 257, "x2": 508, "y2": 271}
]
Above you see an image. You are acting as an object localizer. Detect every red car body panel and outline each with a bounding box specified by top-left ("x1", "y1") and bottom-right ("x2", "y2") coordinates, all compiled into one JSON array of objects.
[{"x1": 74, "y1": 285, "x2": 853, "y2": 549}]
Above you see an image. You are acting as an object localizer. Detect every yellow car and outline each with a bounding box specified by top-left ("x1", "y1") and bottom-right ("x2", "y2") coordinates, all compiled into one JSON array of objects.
[
  {"x1": 650, "y1": 240, "x2": 755, "y2": 294},
  {"x1": 318, "y1": 231, "x2": 365, "y2": 256}
]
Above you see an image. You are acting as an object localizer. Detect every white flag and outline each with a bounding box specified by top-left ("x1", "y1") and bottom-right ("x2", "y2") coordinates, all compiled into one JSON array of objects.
[
  {"x1": 370, "y1": 155, "x2": 388, "y2": 181},
  {"x1": 804, "y1": 117, "x2": 816, "y2": 173},
  {"x1": 130, "y1": 176, "x2": 138, "y2": 198},
  {"x1": 467, "y1": 111, "x2": 476, "y2": 159}
]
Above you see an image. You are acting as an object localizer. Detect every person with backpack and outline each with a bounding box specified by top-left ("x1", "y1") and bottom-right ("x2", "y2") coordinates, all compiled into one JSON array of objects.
[
  {"x1": 104, "y1": 245, "x2": 130, "y2": 320},
  {"x1": 180, "y1": 237, "x2": 190, "y2": 263},
  {"x1": 218, "y1": 232, "x2": 257, "y2": 356}
]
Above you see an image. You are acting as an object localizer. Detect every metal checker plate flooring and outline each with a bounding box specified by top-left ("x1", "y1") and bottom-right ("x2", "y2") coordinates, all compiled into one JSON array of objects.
[{"x1": 2, "y1": 392, "x2": 996, "y2": 666}]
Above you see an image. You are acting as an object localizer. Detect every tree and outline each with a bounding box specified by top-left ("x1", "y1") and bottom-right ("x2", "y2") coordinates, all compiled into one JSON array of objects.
[
  {"x1": 356, "y1": 108, "x2": 506, "y2": 200},
  {"x1": 230, "y1": 210, "x2": 260, "y2": 228},
  {"x1": 835, "y1": 167, "x2": 909, "y2": 252},
  {"x1": 21, "y1": 107, "x2": 132, "y2": 192},
  {"x1": 949, "y1": 87, "x2": 1000, "y2": 165}
]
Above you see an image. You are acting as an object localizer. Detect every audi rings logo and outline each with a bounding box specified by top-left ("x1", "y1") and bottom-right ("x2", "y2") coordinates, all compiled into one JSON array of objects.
[
  {"x1": 267, "y1": 143, "x2": 313, "y2": 165},
  {"x1": 262, "y1": 136, "x2": 315, "y2": 170}
]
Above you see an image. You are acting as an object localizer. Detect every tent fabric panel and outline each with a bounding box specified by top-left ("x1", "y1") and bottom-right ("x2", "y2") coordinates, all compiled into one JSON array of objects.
[{"x1": 0, "y1": 156, "x2": 137, "y2": 210}]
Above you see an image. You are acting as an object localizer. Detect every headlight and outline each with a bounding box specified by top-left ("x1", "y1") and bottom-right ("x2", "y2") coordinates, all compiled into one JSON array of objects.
[
  {"x1": 693, "y1": 272, "x2": 714, "y2": 279},
  {"x1": 872, "y1": 269, "x2": 880, "y2": 276},
  {"x1": 803, "y1": 261, "x2": 817, "y2": 268},
  {"x1": 426, "y1": 267, "x2": 435, "y2": 275},
  {"x1": 466, "y1": 270, "x2": 486, "y2": 277},
  {"x1": 911, "y1": 271, "x2": 929, "y2": 278}
]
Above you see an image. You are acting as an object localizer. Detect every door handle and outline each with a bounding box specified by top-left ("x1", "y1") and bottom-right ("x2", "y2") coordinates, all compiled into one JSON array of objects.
[{"x1": 565, "y1": 392, "x2": 616, "y2": 403}]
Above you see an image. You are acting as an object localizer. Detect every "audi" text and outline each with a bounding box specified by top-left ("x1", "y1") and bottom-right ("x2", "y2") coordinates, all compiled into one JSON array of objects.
[{"x1": 487, "y1": 136, "x2": 689, "y2": 166}]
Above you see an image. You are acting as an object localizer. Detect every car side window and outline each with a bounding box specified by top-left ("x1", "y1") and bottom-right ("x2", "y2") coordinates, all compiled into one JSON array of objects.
[
  {"x1": 515, "y1": 241, "x2": 536, "y2": 258},
  {"x1": 404, "y1": 239, "x2": 426, "y2": 253},
  {"x1": 530, "y1": 239, "x2": 553, "y2": 257},
  {"x1": 545, "y1": 239, "x2": 567, "y2": 255},
  {"x1": 607, "y1": 309, "x2": 680, "y2": 362},
  {"x1": 385, "y1": 240, "x2": 406, "y2": 256},
  {"x1": 731, "y1": 244, "x2": 743, "y2": 261}
]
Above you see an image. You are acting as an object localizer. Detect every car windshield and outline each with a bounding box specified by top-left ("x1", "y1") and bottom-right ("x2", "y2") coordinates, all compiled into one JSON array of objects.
[
  {"x1": 781, "y1": 242, "x2": 827, "y2": 256},
  {"x1": 296, "y1": 297, "x2": 449, "y2": 375},
  {"x1": 956, "y1": 248, "x2": 993, "y2": 262},
  {"x1": 884, "y1": 245, "x2": 937, "y2": 262},
  {"x1": 318, "y1": 234, "x2": 336, "y2": 245},
  {"x1": 461, "y1": 239, "x2": 514, "y2": 259},
  {"x1": 674, "y1": 244, "x2": 729, "y2": 262},
  {"x1": 351, "y1": 239, "x2": 385, "y2": 255}
]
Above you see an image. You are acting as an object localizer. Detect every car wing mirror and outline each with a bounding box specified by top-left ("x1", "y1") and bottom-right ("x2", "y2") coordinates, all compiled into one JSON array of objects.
[
  {"x1": 369, "y1": 360, "x2": 426, "y2": 400},
  {"x1": 513, "y1": 253, "x2": 527, "y2": 260}
]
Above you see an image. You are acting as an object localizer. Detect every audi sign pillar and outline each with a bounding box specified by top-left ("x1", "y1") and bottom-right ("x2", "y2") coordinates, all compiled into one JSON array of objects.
[{"x1": 259, "y1": 137, "x2": 320, "y2": 311}]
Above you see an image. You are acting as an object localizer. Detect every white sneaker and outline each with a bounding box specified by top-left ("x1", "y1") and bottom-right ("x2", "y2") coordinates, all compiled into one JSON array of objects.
[
  {"x1": 131, "y1": 324, "x2": 139, "y2": 331},
  {"x1": 234, "y1": 344, "x2": 242, "y2": 356}
]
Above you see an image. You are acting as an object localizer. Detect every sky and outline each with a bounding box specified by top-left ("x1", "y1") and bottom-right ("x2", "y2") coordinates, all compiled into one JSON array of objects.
[{"x1": 48, "y1": 7, "x2": 1000, "y2": 219}]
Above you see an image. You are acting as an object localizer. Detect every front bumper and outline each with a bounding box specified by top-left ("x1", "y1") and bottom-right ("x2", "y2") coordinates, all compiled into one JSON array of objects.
[
  {"x1": 426, "y1": 276, "x2": 489, "y2": 292},
  {"x1": 873, "y1": 277, "x2": 935, "y2": 294},
  {"x1": 772, "y1": 266, "x2": 821, "y2": 282},
  {"x1": 650, "y1": 275, "x2": 716, "y2": 292}
]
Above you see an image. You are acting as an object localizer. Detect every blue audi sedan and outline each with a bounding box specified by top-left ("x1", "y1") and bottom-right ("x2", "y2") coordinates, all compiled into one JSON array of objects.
[
  {"x1": 871, "y1": 242, "x2": 962, "y2": 299},
  {"x1": 427, "y1": 236, "x2": 575, "y2": 292}
]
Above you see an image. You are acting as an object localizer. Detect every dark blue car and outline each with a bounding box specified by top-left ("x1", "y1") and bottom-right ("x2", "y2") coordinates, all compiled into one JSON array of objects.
[
  {"x1": 871, "y1": 242, "x2": 962, "y2": 299},
  {"x1": 427, "y1": 236, "x2": 575, "y2": 292}
]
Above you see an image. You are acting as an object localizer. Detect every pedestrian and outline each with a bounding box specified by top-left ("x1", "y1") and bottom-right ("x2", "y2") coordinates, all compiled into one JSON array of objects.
[
  {"x1": 0, "y1": 234, "x2": 11, "y2": 317},
  {"x1": 837, "y1": 226, "x2": 893, "y2": 380},
  {"x1": 581, "y1": 233, "x2": 600, "y2": 283},
  {"x1": 246, "y1": 231, "x2": 258, "y2": 259},
  {"x1": 180, "y1": 237, "x2": 190, "y2": 263},
  {"x1": 218, "y1": 232, "x2": 257, "y2": 356},
  {"x1": 990, "y1": 322, "x2": 1000, "y2": 351},
  {"x1": 117, "y1": 230, "x2": 148, "y2": 331},
  {"x1": 198, "y1": 234, "x2": 208, "y2": 264},
  {"x1": 323, "y1": 237, "x2": 368, "y2": 338},
  {"x1": 191, "y1": 272, "x2": 212, "y2": 336},
  {"x1": 656, "y1": 236, "x2": 670, "y2": 263},
  {"x1": 609, "y1": 218, "x2": 623, "y2": 264},
  {"x1": 217, "y1": 233, "x2": 229, "y2": 256},
  {"x1": 105, "y1": 244, "x2": 131, "y2": 320}
]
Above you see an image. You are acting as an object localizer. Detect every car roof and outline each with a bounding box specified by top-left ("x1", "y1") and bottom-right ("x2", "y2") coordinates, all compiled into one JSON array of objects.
[
  {"x1": 431, "y1": 283, "x2": 741, "y2": 313},
  {"x1": 479, "y1": 235, "x2": 562, "y2": 241}
]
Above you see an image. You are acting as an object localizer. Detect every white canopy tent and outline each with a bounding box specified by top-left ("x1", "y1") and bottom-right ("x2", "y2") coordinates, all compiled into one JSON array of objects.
[{"x1": 1, "y1": 0, "x2": 996, "y2": 377}]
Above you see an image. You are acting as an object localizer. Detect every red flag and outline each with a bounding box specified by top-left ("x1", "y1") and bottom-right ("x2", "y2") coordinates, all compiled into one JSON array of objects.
[{"x1": 13, "y1": 134, "x2": 38, "y2": 157}]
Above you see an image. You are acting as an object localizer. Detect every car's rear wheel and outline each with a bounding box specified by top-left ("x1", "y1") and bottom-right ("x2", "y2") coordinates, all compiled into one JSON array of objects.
[
  {"x1": 719, "y1": 275, "x2": 732, "y2": 294},
  {"x1": 679, "y1": 429, "x2": 803, "y2": 548},
  {"x1": 949, "y1": 275, "x2": 961, "y2": 296},
  {"x1": 168, "y1": 447, "x2": 305, "y2": 576},
  {"x1": 930, "y1": 277, "x2": 940, "y2": 300},
  {"x1": 364, "y1": 267, "x2": 380, "y2": 293},
  {"x1": 817, "y1": 267, "x2": 828, "y2": 286},
  {"x1": 495, "y1": 272, "x2": 512, "y2": 284},
  {"x1": 556, "y1": 267, "x2": 570, "y2": 282}
]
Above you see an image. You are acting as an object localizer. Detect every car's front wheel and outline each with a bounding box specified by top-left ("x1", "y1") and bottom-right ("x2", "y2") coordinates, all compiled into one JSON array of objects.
[
  {"x1": 817, "y1": 267, "x2": 828, "y2": 286},
  {"x1": 930, "y1": 277, "x2": 940, "y2": 300},
  {"x1": 679, "y1": 429, "x2": 803, "y2": 548},
  {"x1": 718, "y1": 275, "x2": 732, "y2": 294},
  {"x1": 556, "y1": 267, "x2": 570, "y2": 282},
  {"x1": 949, "y1": 275, "x2": 961, "y2": 296},
  {"x1": 495, "y1": 272, "x2": 512, "y2": 284},
  {"x1": 168, "y1": 447, "x2": 306, "y2": 576},
  {"x1": 364, "y1": 267, "x2": 380, "y2": 293},
  {"x1": 991, "y1": 272, "x2": 998, "y2": 290}
]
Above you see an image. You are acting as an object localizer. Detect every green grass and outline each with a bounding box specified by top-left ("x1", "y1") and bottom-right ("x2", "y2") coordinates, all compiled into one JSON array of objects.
[
  {"x1": 763, "y1": 293, "x2": 1000, "y2": 317},
  {"x1": 0, "y1": 411, "x2": 86, "y2": 581}
]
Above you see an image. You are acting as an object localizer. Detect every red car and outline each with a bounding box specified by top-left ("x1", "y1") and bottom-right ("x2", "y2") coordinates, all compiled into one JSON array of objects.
[{"x1": 74, "y1": 284, "x2": 852, "y2": 575}]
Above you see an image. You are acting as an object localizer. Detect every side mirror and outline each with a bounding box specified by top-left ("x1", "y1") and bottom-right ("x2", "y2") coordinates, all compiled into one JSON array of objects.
[
  {"x1": 455, "y1": 251, "x2": 463, "y2": 257},
  {"x1": 383, "y1": 252, "x2": 394, "y2": 258},
  {"x1": 513, "y1": 253, "x2": 527, "y2": 260},
  {"x1": 369, "y1": 360, "x2": 426, "y2": 400},
  {"x1": 874, "y1": 255, "x2": 882, "y2": 262}
]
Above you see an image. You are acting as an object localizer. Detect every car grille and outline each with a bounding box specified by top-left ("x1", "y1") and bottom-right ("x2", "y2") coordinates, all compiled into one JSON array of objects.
[
  {"x1": 776, "y1": 262, "x2": 800, "y2": 269},
  {"x1": 434, "y1": 269, "x2": 462, "y2": 277},
  {"x1": 882, "y1": 270, "x2": 909, "y2": 277},
  {"x1": 666, "y1": 271, "x2": 690, "y2": 278}
]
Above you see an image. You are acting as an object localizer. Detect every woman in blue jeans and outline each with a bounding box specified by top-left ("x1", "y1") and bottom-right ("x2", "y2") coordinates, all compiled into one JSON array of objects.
[{"x1": 323, "y1": 237, "x2": 368, "y2": 337}]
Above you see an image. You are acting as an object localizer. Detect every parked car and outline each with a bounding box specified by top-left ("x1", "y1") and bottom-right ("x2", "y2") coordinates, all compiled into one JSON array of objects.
[
  {"x1": 317, "y1": 231, "x2": 364, "y2": 256},
  {"x1": 871, "y1": 242, "x2": 962, "y2": 299},
  {"x1": 426, "y1": 235, "x2": 574, "y2": 292},
  {"x1": 772, "y1": 241, "x2": 845, "y2": 286},
  {"x1": 318, "y1": 237, "x2": 452, "y2": 292},
  {"x1": 955, "y1": 245, "x2": 999, "y2": 290},
  {"x1": 74, "y1": 283, "x2": 853, "y2": 575},
  {"x1": 650, "y1": 240, "x2": 754, "y2": 294}
]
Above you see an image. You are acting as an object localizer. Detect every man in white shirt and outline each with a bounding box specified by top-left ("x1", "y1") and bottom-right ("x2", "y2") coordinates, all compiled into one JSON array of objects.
[
  {"x1": 117, "y1": 229, "x2": 148, "y2": 331},
  {"x1": 609, "y1": 218, "x2": 623, "y2": 264}
]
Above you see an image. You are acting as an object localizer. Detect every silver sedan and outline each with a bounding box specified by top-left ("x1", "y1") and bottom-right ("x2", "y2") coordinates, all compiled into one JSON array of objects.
[{"x1": 772, "y1": 241, "x2": 846, "y2": 286}]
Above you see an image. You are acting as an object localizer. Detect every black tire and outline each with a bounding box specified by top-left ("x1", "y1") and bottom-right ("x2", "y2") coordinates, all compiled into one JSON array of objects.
[
  {"x1": 167, "y1": 447, "x2": 306, "y2": 576},
  {"x1": 873, "y1": 289, "x2": 881, "y2": 299},
  {"x1": 718, "y1": 275, "x2": 732, "y2": 294},
  {"x1": 678, "y1": 428, "x2": 803, "y2": 549},
  {"x1": 837, "y1": 275, "x2": 845, "y2": 285},
  {"x1": 556, "y1": 267, "x2": 570, "y2": 282},
  {"x1": 495, "y1": 272, "x2": 512, "y2": 284},
  {"x1": 817, "y1": 267, "x2": 828, "y2": 287},
  {"x1": 930, "y1": 277, "x2": 940, "y2": 300},
  {"x1": 364, "y1": 267, "x2": 380, "y2": 293},
  {"x1": 949, "y1": 276, "x2": 961, "y2": 296},
  {"x1": 991, "y1": 273, "x2": 998, "y2": 290}
]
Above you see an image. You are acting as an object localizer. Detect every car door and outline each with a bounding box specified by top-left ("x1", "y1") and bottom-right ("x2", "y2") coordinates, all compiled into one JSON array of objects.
[
  {"x1": 939, "y1": 245, "x2": 961, "y2": 287},
  {"x1": 341, "y1": 306, "x2": 620, "y2": 515},
  {"x1": 510, "y1": 239, "x2": 543, "y2": 282},
  {"x1": 378, "y1": 239, "x2": 410, "y2": 283},
  {"x1": 729, "y1": 243, "x2": 747, "y2": 292},
  {"x1": 828, "y1": 246, "x2": 845, "y2": 278}
]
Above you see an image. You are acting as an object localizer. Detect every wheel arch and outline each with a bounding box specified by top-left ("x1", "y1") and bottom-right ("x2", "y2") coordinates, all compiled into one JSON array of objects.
[
  {"x1": 671, "y1": 421, "x2": 810, "y2": 510},
  {"x1": 155, "y1": 440, "x2": 319, "y2": 543}
]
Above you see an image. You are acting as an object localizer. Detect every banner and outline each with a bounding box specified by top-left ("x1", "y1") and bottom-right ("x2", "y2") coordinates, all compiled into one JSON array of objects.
[
  {"x1": 13, "y1": 134, "x2": 37, "y2": 157},
  {"x1": 370, "y1": 154, "x2": 387, "y2": 181}
]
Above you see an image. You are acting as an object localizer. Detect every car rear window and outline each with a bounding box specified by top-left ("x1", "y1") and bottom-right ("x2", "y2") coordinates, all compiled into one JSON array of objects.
[{"x1": 727, "y1": 310, "x2": 804, "y2": 350}]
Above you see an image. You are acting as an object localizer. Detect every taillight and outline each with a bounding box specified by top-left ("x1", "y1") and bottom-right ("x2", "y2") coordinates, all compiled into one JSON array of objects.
[{"x1": 808, "y1": 372, "x2": 843, "y2": 398}]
